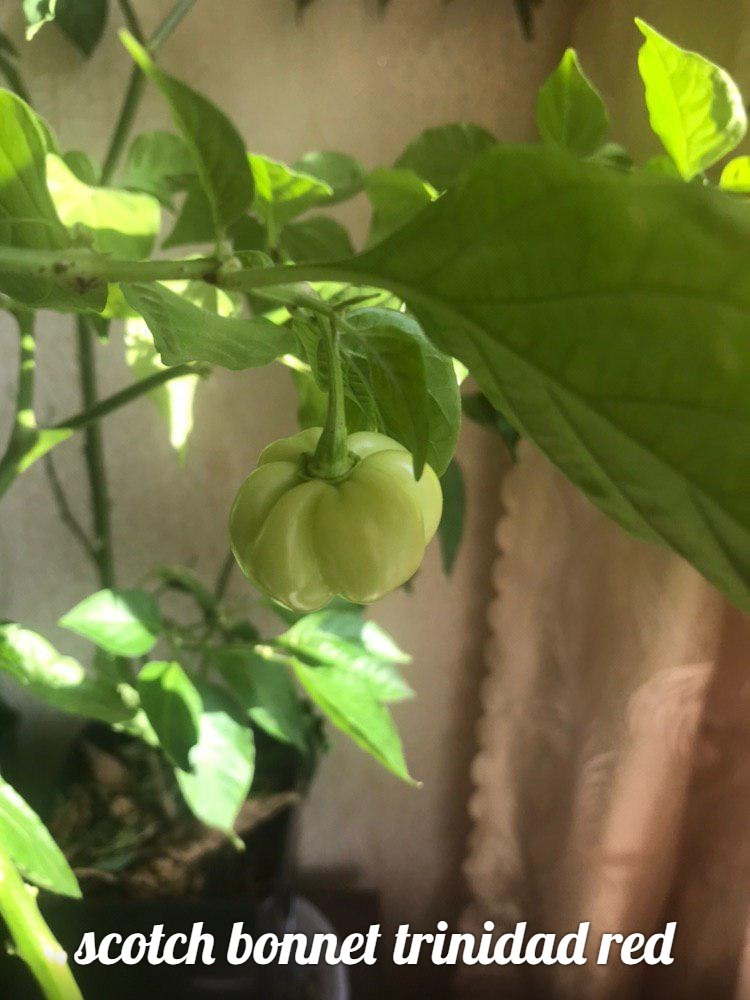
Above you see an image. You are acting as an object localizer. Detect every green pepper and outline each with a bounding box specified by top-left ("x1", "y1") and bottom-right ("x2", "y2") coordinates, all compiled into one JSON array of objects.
[{"x1": 229, "y1": 427, "x2": 442, "y2": 612}]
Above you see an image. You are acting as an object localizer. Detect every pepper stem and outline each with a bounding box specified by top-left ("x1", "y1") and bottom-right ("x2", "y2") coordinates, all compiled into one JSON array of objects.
[{"x1": 307, "y1": 320, "x2": 353, "y2": 480}]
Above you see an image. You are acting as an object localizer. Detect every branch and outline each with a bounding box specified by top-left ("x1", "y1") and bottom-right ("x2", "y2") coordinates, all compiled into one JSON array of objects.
[
  {"x1": 0, "y1": 310, "x2": 37, "y2": 498},
  {"x1": 43, "y1": 453, "x2": 98, "y2": 566}
]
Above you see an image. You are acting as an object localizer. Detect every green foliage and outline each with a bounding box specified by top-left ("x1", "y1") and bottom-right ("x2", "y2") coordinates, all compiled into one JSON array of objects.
[
  {"x1": 0, "y1": 624, "x2": 135, "y2": 722},
  {"x1": 293, "y1": 150, "x2": 366, "y2": 202},
  {"x1": 281, "y1": 216, "x2": 354, "y2": 262},
  {"x1": 249, "y1": 153, "x2": 332, "y2": 236},
  {"x1": 137, "y1": 660, "x2": 201, "y2": 770},
  {"x1": 438, "y1": 459, "x2": 465, "y2": 575},
  {"x1": 123, "y1": 281, "x2": 295, "y2": 370},
  {"x1": 123, "y1": 130, "x2": 194, "y2": 206},
  {"x1": 536, "y1": 48, "x2": 608, "y2": 157},
  {"x1": 121, "y1": 31, "x2": 253, "y2": 236},
  {"x1": 636, "y1": 18, "x2": 746, "y2": 179},
  {"x1": 46, "y1": 153, "x2": 161, "y2": 258},
  {"x1": 174, "y1": 683, "x2": 255, "y2": 836},
  {"x1": 59, "y1": 587, "x2": 162, "y2": 657},
  {"x1": 394, "y1": 122, "x2": 496, "y2": 189},
  {"x1": 462, "y1": 390, "x2": 522, "y2": 458},
  {"x1": 54, "y1": 0, "x2": 108, "y2": 57},
  {"x1": 0, "y1": 776, "x2": 80, "y2": 898},
  {"x1": 720, "y1": 155, "x2": 750, "y2": 192},
  {"x1": 365, "y1": 167, "x2": 436, "y2": 245}
]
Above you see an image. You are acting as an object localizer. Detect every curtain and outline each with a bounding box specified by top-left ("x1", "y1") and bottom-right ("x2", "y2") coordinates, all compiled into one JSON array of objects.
[{"x1": 457, "y1": 444, "x2": 749, "y2": 999}]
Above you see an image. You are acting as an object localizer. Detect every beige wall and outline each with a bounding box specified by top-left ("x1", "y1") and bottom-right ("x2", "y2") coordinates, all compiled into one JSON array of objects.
[{"x1": 0, "y1": 0, "x2": 574, "y2": 975}]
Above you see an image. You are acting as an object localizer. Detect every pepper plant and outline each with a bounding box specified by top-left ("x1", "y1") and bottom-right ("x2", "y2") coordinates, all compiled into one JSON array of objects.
[{"x1": 1, "y1": 5, "x2": 749, "y2": 997}]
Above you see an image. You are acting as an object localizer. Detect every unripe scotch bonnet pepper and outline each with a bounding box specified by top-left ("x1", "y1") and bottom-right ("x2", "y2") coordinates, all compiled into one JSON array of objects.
[{"x1": 229, "y1": 427, "x2": 442, "y2": 612}]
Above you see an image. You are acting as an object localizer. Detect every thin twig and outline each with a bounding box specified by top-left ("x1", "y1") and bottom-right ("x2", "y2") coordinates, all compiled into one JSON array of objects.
[
  {"x1": 43, "y1": 453, "x2": 98, "y2": 566},
  {"x1": 214, "y1": 550, "x2": 235, "y2": 602},
  {"x1": 117, "y1": 0, "x2": 146, "y2": 43}
]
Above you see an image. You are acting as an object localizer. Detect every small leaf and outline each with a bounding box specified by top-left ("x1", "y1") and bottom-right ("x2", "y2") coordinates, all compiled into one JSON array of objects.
[
  {"x1": 462, "y1": 391, "x2": 521, "y2": 458},
  {"x1": 249, "y1": 153, "x2": 332, "y2": 234},
  {"x1": 281, "y1": 216, "x2": 353, "y2": 262},
  {"x1": 55, "y1": 0, "x2": 108, "y2": 57},
  {"x1": 59, "y1": 588, "x2": 162, "y2": 657},
  {"x1": 281, "y1": 610, "x2": 413, "y2": 703},
  {"x1": 137, "y1": 660, "x2": 202, "y2": 770},
  {"x1": 213, "y1": 647, "x2": 308, "y2": 749},
  {"x1": 121, "y1": 31, "x2": 253, "y2": 234},
  {"x1": 292, "y1": 660, "x2": 415, "y2": 783},
  {"x1": 161, "y1": 178, "x2": 214, "y2": 248},
  {"x1": 346, "y1": 309, "x2": 461, "y2": 477},
  {"x1": 394, "y1": 122, "x2": 496, "y2": 190},
  {"x1": 536, "y1": 48, "x2": 608, "y2": 157},
  {"x1": 438, "y1": 459, "x2": 465, "y2": 575},
  {"x1": 23, "y1": 0, "x2": 56, "y2": 40},
  {"x1": 636, "y1": 18, "x2": 746, "y2": 179},
  {"x1": 365, "y1": 167, "x2": 436, "y2": 246},
  {"x1": 0, "y1": 624, "x2": 136, "y2": 723},
  {"x1": 0, "y1": 776, "x2": 80, "y2": 898},
  {"x1": 46, "y1": 153, "x2": 161, "y2": 259},
  {"x1": 175, "y1": 682, "x2": 255, "y2": 834},
  {"x1": 720, "y1": 155, "x2": 750, "y2": 193},
  {"x1": 123, "y1": 281, "x2": 295, "y2": 371},
  {"x1": 62, "y1": 149, "x2": 98, "y2": 184},
  {"x1": 292, "y1": 150, "x2": 365, "y2": 203},
  {"x1": 123, "y1": 130, "x2": 194, "y2": 205}
]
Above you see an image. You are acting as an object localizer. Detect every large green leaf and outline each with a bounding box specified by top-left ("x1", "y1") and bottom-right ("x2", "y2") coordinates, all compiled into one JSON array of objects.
[
  {"x1": 46, "y1": 153, "x2": 160, "y2": 258},
  {"x1": 281, "y1": 609, "x2": 413, "y2": 703},
  {"x1": 346, "y1": 308, "x2": 461, "y2": 477},
  {"x1": 175, "y1": 682, "x2": 255, "y2": 834},
  {"x1": 394, "y1": 122, "x2": 496, "y2": 190},
  {"x1": 59, "y1": 588, "x2": 162, "y2": 657},
  {"x1": 123, "y1": 281, "x2": 295, "y2": 370},
  {"x1": 301, "y1": 145, "x2": 750, "y2": 613},
  {"x1": 281, "y1": 216, "x2": 354, "y2": 263},
  {"x1": 636, "y1": 19, "x2": 746, "y2": 179},
  {"x1": 292, "y1": 660, "x2": 414, "y2": 782},
  {"x1": 536, "y1": 48, "x2": 608, "y2": 157},
  {"x1": 0, "y1": 89, "x2": 103, "y2": 310},
  {"x1": 137, "y1": 660, "x2": 201, "y2": 770},
  {"x1": 213, "y1": 647, "x2": 308, "y2": 750},
  {"x1": 0, "y1": 776, "x2": 80, "y2": 898},
  {"x1": 0, "y1": 624, "x2": 135, "y2": 723},
  {"x1": 121, "y1": 32, "x2": 253, "y2": 235}
]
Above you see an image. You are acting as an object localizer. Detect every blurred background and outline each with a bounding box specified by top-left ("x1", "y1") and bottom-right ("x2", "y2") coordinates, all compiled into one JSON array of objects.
[{"x1": 1, "y1": 1, "x2": 748, "y2": 996}]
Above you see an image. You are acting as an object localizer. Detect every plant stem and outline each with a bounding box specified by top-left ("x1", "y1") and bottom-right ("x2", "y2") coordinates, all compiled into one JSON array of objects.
[
  {"x1": 53, "y1": 363, "x2": 199, "y2": 432},
  {"x1": 0, "y1": 843, "x2": 82, "y2": 1000},
  {"x1": 214, "y1": 549, "x2": 235, "y2": 602},
  {"x1": 307, "y1": 321, "x2": 352, "y2": 480},
  {"x1": 76, "y1": 317, "x2": 115, "y2": 589},
  {"x1": 0, "y1": 310, "x2": 37, "y2": 498},
  {"x1": 100, "y1": 0, "x2": 199, "y2": 184},
  {"x1": 43, "y1": 454, "x2": 98, "y2": 565}
]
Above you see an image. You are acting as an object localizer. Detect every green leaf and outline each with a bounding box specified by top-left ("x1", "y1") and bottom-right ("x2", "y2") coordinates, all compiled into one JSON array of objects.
[
  {"x1": 317, "y1": 144, "x2": 750, "y2": 614},
  {"x1": 213, "y1": 647, "x2": 308, "y2": 749},
  {"x1": 124, "y1": 317, "x2": 200, "y2": 460},
  {"x1": 281, "y1": 216, "x2": 353, "y2": 263},
  {"x1": 123, "y1": 130, "x2": 194, "y2": 205},
  {"x1": 394, "y1": 122, "x2": 496, "y2": 190},
  {"x1": 0, "y1": 776, "x2": 80, "y2": 898},
  {"x1": 121, "y1": 31, "x2": 253, "y2": 234},
  {"x1": 175, "y1": 682, "x2": 255, "y2": 834},
  {"x1": 62, "y1": 149, "x2": 98, "y2": 184},
  {"x1": 636, "y1": 18, "x2": 746, "y2": 179},
  {"x1": 281, "y1": 610, "x2": 413, "y2": 704},
  {"x1": 123, "y1": 281, "x2": 295, "y2": 370},
  {"x1": 161, "y1": 179, "x2": 214, "y2": 248},
  {"x1": 720, "y1": 155, "x2": 750, "y2": 193},
  {"x1": 536, "y1": 48, "x2": 608, "y2": 157},
  {"x1": 438, "y1": 459, "x2": 465, "y2": 575},
  {"x1": 365, "y1": 167, "x2": 436, "y2": 246},
  {"x1": 59, "y1": 587, "x2": 162, "y2": 657},
  {"x1": 0, "y1": 90, "x2": 104, "y2": 310},
  {"x1": 290, "y1": 366, "x2": 328, "y2": 429},
  {"x1": 0, "y1": 33, "x2": 29, "y2": 101},
  {"x1": 46, "y1": 153, "x2": 160, "y2": 259},
  {"x1": 0, "y1": 624, "x2": 136, "y2": 723},
  {"x1": 138, "y1": 661, "x2": 201, "y2": 770},
  {"x1": 346, "y1": 308, "x2": 461, "y2": 476},
  {"x1": 292, "y1": 150, "x2": 366, "y2": 203},
  {"x1": 249, "y1": 153, "x2": 332, "y2": 235},
  {"x1": 292, "y1": 660, "x2": 414, "y2": 783},
  {"x1": 152, "y1": 566, "x2": 218, "y2": 623},
  {"x1": 55, "y1": 0, "x2": 108, "y2": 56}
]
